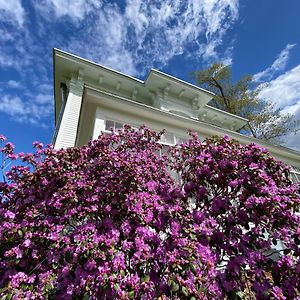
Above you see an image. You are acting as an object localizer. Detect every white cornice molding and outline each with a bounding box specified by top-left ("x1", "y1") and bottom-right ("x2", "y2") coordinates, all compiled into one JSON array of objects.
[
  {"x1": 53, "y1": 48, "x2": 248, "y2": 130},
  {"x1": 53, "y1": 49, "x2": 300, "y2": 163},
  {"x1": 84, "y1": 83, "x2": 300, "y2": 166}
]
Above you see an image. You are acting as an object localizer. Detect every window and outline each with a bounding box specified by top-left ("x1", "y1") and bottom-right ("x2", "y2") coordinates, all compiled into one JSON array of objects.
[
  {"x1": 290, "y1": 166, "x2": 300, "y2": 183},
  {"x1": 105, "y1": 120, "x2": 124, "y2": 131},
  {"x1": 159, "y1": 132, "x2": 187, "y2": 146},
  {"x1": 175, "y1": 136, "x2": 187, "y2": 145},
  {"x1": 160, "y1": 132, "x2": 175, "y2": 146}
]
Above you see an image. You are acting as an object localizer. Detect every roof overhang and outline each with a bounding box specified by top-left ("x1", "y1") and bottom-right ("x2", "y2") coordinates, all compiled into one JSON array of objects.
[
  {"x1": 84, "y1": 84, "x2": 300, "y2": 167},
  {"x1": 53, "y1": 49, "x2": 248, "y2": 131},
  {"x1": 53, "y1": 48, "x2": 144, "y2": 125},
  {"x1": 53, "y1": 48, "x2": 300, "y2": 162},
  {"x1": 145, "y1": 69, "x2": 214, "y2": 107}
]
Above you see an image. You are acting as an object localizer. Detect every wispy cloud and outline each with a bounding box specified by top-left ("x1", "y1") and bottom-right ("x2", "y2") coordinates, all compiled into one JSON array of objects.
[
  {"x1": 67, "y1": 0, "x2": 239, "y2": 76},
  {"x1": 284, "y1": 103, "x2": 300, "y2": 151},
  {"x1": 0, "y1": 0, "x2": 239, "y2": 127},
  {"x1": 0, "y1": 28, "x2": 14, "y2": 42},
  {"x1": 67, "y1": 3, "x2": 139, "y2": 75},
  {"x1": 253, "y1": 43, "x2": 296, "y2": 82},
  {"x1": 34, "y1": 0, "x2": 101, "y2": 21},
  {"x1": 0, "y1": 0, "x2": 25, "y2": 27},
  {"x1": 1, "y1": 0, "x2": 240, "y2": 75},
  {"x1": 7, "y1": 80, "x2": 23, "y2": 89},
  {"x1": 258, "y1": 64, "x2": 300, "y2": 109},
  {"x1": 0, "y1": 94, "x2": 53, "y2": 126},
  {"x1": 257, "y1": 64, "x2": 300, "y2": 151}
]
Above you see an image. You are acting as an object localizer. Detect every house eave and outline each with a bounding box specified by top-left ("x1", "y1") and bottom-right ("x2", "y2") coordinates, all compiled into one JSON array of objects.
[{"x1": 84, "y1": 84, "x2": 300, "y2": 165}]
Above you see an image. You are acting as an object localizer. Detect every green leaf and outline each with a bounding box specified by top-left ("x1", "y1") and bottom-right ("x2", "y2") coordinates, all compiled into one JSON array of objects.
[
  {"x1": 2, "y1": 293, "x2": 12, "y2": 300},
  {"x1": 171, "y1": 281, "x2": 179, "y2": 292},
  {"x1": 0, "y1": 287, "x2": 8, "y2": 294},
  {"x1": 182, "y1": 286, "x2": 189, "y2": 296},
  {"x1": 190, "y1": 263, "x2": 197, "y2": 275},
  {"x1": 128, "y1": 291, "x2": 135, "y2": 298},
  {"x1": 189, "y1": 233, "x2": 196, "y2": 240},
  {"x1": 141, "y1": 275, "x2": 150, "y2": 282},
  {"x1": 45, "y1": 283, "x2": 53, "y2": 291}
]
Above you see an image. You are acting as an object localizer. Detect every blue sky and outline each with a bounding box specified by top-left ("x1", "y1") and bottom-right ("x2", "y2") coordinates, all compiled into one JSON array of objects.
[{"x1": 1, "y1": 0, "x2": 300, "y2": 153}]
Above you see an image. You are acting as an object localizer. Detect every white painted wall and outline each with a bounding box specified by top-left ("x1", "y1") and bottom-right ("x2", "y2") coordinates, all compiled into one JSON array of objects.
[{"x1": 54, "y1": 78, "x2": 84, "y2": 149}]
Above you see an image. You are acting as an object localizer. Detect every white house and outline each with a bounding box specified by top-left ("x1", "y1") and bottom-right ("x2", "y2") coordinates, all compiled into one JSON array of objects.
[{"x1": 52, "y1": 49, "x2": 300, "y2": 181}]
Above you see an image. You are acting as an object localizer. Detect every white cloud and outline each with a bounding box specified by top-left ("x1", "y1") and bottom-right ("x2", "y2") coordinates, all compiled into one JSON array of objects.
[
  {"x1": 7, "y1": 80, "x2": 23, "y2": 89},
  {"x1": 0, "y1": 26, "x2": 34, "y2": 72},
  {"x1": 34, "y1": 0, "x2": 102, "y2": 21},
  {"x1": 0, "y1": 54, "x2": 15, "y2": 69},
  {"x1": 37, "y1": 83, "x2": 53, "y2": 93},
  {"x1": 67, "y1": 4, "x2": 138, "y2": 75},
  {"x1": 0, "y1": 0, "x2": 240, "y2": 126},
  {"x1": 253, "y1": 43, "x2": 296, "y2": 82},
  {"x1": 257, "y1": 64, "x2": 300, "y2": 151},
  {"x1": 67, "y1": 0, "x2": 239, "y2": 76},
  {"x1": 258, "y1": 64, "x2": 300, "y2": 109},
  {"x1": 282, "y1": 107, "x2": 300, "y2": 151},
  {"x1": 1, "y1": 0, "x2": 239, "y2": 77},
  {"x1": 0, "y1": 0, "x2": 25, "y2": 27},
  {"x1": 0, "y1": 94, "x2": 53, "y2": 126},
  {"x1": 0, "y1": 28, "x2": 14, "y2": 42},
  {"x1": 34, "y1": 94, "x2": 53, "y2": 105},
  {"x1": 280, "y1": 101, "x2": 300, "y2": 151}
]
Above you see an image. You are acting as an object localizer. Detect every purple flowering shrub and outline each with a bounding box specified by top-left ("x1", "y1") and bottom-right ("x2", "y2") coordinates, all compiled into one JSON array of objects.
[
  {"x1": 170, "y1": 133, "x2": 300, "y2": 299},
  {"x1": 0, "y1": 128, "x2": 299, "y2": 299}
]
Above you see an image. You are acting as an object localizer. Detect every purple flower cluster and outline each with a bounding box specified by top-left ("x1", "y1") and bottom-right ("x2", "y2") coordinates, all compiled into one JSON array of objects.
[{"x1": 0, "y1": 127, "x2": 299, "y2": 299}]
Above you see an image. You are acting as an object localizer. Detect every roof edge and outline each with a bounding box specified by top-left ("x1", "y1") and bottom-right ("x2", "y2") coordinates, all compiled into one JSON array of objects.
[{"x1": 147, "y1": 69, "x2": 215, "y2": 98}]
